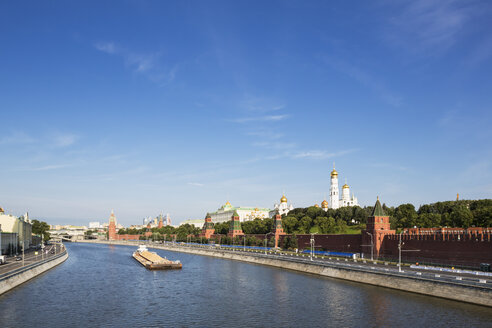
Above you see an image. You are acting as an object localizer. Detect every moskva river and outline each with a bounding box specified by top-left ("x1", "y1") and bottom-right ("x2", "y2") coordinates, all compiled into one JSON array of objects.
[{"x1": 1, "y1": 243, "x2": 491, "y2": 327}]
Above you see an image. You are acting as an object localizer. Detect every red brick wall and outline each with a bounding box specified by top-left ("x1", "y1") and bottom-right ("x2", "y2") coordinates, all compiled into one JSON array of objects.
[
  {"x1": 116, "y1": 234, "x2": 141, "y2": 241},
  {"x1": 381, "y1": 233, "x2": 492, "y2": 267},
  {"x1": 278, "y1": 234, "x2": 362, "y2": 253}
]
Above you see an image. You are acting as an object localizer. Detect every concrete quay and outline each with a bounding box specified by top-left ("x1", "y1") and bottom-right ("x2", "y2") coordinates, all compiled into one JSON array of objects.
[
  {"x1": 0, "y1": 246, "x2": 68, "y2": 296},
  {"x1": 79, "y1": 240, "x2": 492, "y2": 307}
]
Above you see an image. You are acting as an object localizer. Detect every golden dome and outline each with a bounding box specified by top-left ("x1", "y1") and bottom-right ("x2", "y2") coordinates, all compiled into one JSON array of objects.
[
  {"x1": 342, "y1": 184, "x2": 349, "y2": 189},
  {"x1": 331, "y1": 169, "x2": 338, "y2": 177},
  {"x1": 225, "y1": 201, "x2": 231, "y2": 206},
  {"x1": 321, "y1": 200, "x2": 328, "y2": 208},
  {"x1": 314, "y1": 204, "x2": 319, "y2": 208},
  {"x1": 280, "y1": 194, "x2": 287, "y2": 203},
  {"x1": 0, "y1": 207, "x2": 4, "y2": 213}
]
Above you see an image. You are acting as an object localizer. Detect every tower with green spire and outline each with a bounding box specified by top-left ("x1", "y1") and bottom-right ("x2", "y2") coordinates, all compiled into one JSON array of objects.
[
  {"x1": 200, "y1": 213, "x2": 215, "y2": 239},
  {"x1": 228, "y1": 210, "x2": 244, "y2": 238},
  {"x1": 363, "y1": 197, "x2": 395, "y2": 259}
]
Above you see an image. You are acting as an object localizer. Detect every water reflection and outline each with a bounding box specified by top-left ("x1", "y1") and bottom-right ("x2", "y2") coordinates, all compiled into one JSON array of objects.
[{"x1": 0, "y1": 243, "x2": 491, "y2": 328}]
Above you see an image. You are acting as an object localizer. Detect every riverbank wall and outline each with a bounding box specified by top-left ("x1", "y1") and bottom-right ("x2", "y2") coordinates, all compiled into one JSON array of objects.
[
  {"x1": 0, "y1": 250, "x2": 68, "y2": 296},
  {"x1": 78, "y1": 240, "x2": 492, "y2": 307}
]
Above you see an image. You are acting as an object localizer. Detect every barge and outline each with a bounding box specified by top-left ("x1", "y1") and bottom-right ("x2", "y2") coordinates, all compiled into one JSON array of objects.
[{"x1": 132, "y1": 245, "x2": 182, "y2": 270}]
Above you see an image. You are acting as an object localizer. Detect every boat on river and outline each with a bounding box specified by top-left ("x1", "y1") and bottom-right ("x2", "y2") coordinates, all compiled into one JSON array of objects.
[{"x1": 132, "y1": 245, "x2": 182, "y2": 270}]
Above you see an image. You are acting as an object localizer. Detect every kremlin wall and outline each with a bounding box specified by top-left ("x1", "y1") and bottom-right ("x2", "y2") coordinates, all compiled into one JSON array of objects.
[
  {"x1": 105, "y1": 166, "x2": 491, "y2": 269},
  {"x1": 200, "y1": 197, "x2": 491, "y2": 268},
  {"x1": 106, "y1": 197, "x2": 492, "y2": 268}
]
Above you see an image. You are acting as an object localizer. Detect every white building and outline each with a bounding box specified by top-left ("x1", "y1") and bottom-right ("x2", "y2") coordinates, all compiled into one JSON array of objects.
[
  {"x1": 209, "y1": 201, "x2": 271, "y2": 223},
  {"x1": 269, "y1": 194, "x2": 294, "y2": 217},
  {"x1": 327, "y1": 166, "x2": 358, "y2": 210},
  {"x1": 179, "y1": 219, "x2": 204, "y2": 228},
  {"x1": 89, "y1": 222, "x2": 101, "y2": 229},
  {"x1": 0, "y1": 207, "x2": 32, "y2": 252}
]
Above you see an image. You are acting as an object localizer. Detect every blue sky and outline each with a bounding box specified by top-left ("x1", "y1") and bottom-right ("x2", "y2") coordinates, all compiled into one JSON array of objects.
[{"x1": 1, "y1": 1, "x2": 491, "y2": 226}]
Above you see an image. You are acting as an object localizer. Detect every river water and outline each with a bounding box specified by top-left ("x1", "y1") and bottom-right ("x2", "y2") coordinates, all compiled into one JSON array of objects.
[{"x1": 0, "y1": 243, "x2": 491, "y2": 327}]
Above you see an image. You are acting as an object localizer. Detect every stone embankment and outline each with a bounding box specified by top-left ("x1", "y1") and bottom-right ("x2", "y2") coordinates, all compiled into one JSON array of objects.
[
  {"x1": 79, "y1": 240, "x2": 492, "y2": 307},
  {"x1": 0, "y1": 249, "x2": 68, "y2": 296}
]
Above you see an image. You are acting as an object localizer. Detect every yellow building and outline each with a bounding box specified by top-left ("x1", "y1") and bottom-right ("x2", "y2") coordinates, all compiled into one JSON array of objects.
[{"x1": 0, "y1": 207, "x2": 33, "y2": 253}]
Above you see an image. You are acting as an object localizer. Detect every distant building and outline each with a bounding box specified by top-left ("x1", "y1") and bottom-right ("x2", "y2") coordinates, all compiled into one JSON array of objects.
[
  {"x1": 0, "y1": 208, "x2": 32, "y2": 252},
  {"x1": 209, "y1": 201, "x2": 271, "y2": 223},
  {"x1": 89, "y1": 222, "x2": 101, "y2": 229},
  {"x1": 269, "y1": 194, "x2": 294, "y2": 217},
  {"x1": 179, "y1": 219, "x2": 204, "y2": 228},
  {"x1": 328, "y1": 165, "x2": 358, "y2": 209}
]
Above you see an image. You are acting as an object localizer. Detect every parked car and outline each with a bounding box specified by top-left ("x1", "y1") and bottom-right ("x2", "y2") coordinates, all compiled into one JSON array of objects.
[{"x1": 16, "y1": 257, "x2": 22, "y2": 261}]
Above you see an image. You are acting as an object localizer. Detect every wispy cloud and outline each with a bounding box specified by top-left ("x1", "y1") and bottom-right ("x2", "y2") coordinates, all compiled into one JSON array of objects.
[
  {"x1": 247, "y1": 130, "x2": 284, "y2": 140},
  {"x1": 384, "y1": 0, "x2": 482, "y2": 55},
  {"x1": 30, "y1": 164, "x2": 71, "y2": 171},
  {"x1": 293, "y1": 149, "x2": 358, "y2": 159},
  {"x1": 239, "y1": 94, "x2": 286, "y2": 113},
  {"x1": 368, "y1": 162, "x2": 410, "y2": 172},
  {"x1": 94, "y1": 41, "x2": 118, "y2": 54},
  {"x1": 466, "y1": 35, "x2": 492, "y2": 67},
  {"x1": 230, "y1": 114, "x2": 290, "y2": 123},
  {"x1": 252, "y1": 141, "x2": 297, "y2": 150},
  {"x1": 94, "y1": 41, "x2": 177, "y2": 83},
  {"x1": 53, "y1": 134, "x2": 78, "y2": 147},
  {"x1": 187, "y1": 182, "x2": 204, "y2": 187},
  {"x1": 0, "y1": 132, "x2": 36, "y2": 145},
  {"x1": 324, "y1": 56, "x2": 402, "y2": 107}
]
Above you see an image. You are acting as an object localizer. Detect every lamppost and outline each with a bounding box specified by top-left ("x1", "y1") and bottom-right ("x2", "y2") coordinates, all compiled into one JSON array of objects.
[
  {"x1": 398, "y1": 232, "x2": 404, "y2": 272},
  {"x1": 264, "y1": 232, "x2": 273, "y2": 255},
  {"x1": 310, "y1": 233, "x2": 317, "y2": 261},
  {"x1": 365, "y1": 232, "x2": 374, "y2": 261},
  {"x1": 243, "y1": 236, "x2": 246, "y2": 252}
]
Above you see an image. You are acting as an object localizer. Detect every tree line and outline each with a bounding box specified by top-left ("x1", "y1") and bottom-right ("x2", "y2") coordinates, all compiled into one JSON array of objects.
[
  {"x1": 113, "y1": 199, "x2": 491, "y2": 242},
  {"x1": 386, "y1": 199, "x2": 492, "y2": 229}
]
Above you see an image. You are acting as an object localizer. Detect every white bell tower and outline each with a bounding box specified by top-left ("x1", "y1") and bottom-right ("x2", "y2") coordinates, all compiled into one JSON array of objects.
[{"x1": 329, "y1": 164, "x2": 339, "y2": 209}]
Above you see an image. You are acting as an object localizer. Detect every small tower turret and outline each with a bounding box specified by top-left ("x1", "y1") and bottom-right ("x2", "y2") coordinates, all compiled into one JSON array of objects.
[{"x1": 228, "y1": 210, "x2": 244, "y2": 238}]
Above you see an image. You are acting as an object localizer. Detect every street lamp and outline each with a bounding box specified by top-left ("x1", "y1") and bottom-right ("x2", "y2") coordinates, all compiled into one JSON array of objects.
[
  {"x1": 398, "y1": 232, "x2": 404, "y2": 272},
  {"x1": 365, "y1": 232, "x2": 374, "y2": 261},
  {"x1": 310, "y1": 233, "x2": 317, "y2": 261}
]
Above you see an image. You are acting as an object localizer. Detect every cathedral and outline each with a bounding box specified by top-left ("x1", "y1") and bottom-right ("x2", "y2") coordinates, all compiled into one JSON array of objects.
[
  {"x1": 322, "y1": 165, "x2": 358, "y2": 210},
  {"x1": 270, "y1": 194, "x2": 294, "y2": 217}
]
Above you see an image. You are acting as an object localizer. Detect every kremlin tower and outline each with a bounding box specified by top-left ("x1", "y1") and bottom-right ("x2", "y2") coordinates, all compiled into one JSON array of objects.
[
  {"x1": 273, "y1": 211, "x2": 286, "y2": 248},
  {"x1": 108, "y1": 210, "x2": 116, "y2": 240},
  {"x1": 228, "y1": 210, "x2": 244, "y2": 238},
  {"x1": 201, "y1": 213, "x2": 215, "y2": 239}
]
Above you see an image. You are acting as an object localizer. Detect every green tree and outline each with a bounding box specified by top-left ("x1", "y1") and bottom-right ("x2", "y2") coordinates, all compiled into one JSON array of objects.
[
  {"x1": 450, "y1": 204, "x2": 473, "y2": 228},
  {"x1": 214, "y1": 221, "x2": 229, "y2": 235},
  {"x1": 282, "y1": 234, "x2": 298, "y2": 250},
  {"x1": 31, "y1": 219, "x2": 51, "y2": 242},
  {"x1": 282, "y1": 216, "x2": 298, "y2": 234},
  {"x1": 418, "y1": 213, "x2": 442, "y2": 228},
  {"x1": 299, "y1": 216, "x2": 312, "y2": 234},
  {"x1": 394, "y1": 204, "x2": 418, "y2": 228},
  {"x1": 472, "y1": 207, "x2": 492, "y2": 227}
]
